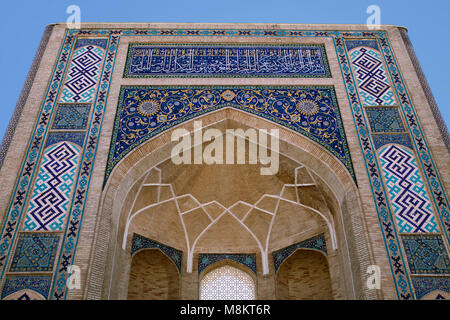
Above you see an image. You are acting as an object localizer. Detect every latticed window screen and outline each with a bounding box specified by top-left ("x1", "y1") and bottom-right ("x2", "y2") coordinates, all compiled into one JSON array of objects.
[{"x1": 200, "y1": 265, "x2": 255, "y2": 300}]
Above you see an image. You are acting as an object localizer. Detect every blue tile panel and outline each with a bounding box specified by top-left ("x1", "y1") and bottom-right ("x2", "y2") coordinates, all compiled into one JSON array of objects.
[
  {"x1": 45, "y1": 132, "x2": 86, "y2": 149},
  {"x1": 131, "y1": 233, "x2": 183, "y2": 274},
  {"x1": 366, "y1": 107, "x2": 405, "y2": 133},
  {"x1": 272, "y1": 234, "x2": 327, "y2": 273},
  {"x1": 9, "y1": 233, "x2": 60, "y2": 272},
  {"x1": 51, "y1": 104, "x2": 91, "y2": 130},
  {"x1": 402, "y1": 235, "x2": 450, "y2": 274},
  {"x1": 198, "y1": 254, "x2": 257, "y2": 275},
  {"x1": 1, "y1": 275, "x2": 52, "y2": 299},
  {"x1": 124, "y1": 43, "x2": 331, "y2": 78},
  {"x1": 74, "y1": 38, "x2": 108, "y2": 50},
  {"x1": 105, "y1": 85, "x2": 354, "y2": 184},
  {"x1": 372, "y1": 133, "x2": 412, "y2": 150},
  {"x1": 411, "y1": 276, "x2": 450, "y2": 299}
]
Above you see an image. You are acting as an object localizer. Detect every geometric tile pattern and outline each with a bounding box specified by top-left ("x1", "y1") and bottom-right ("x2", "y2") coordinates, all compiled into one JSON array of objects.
[
  {"x1": 372, "y1": 133, "x2": 413, "y2": 150},
  {"x1": 366, "y1": 107, "x2": 405, "y2": 132},
  {"x1": 51, "y1": 104, "x2": 91, "y2": 130},
  {"x1": 340, "y1": 34, "x2": 450, "y2": 299},
  {"x1": 9, "y1": 233, "x2": 60, "y2": 272},
  {"x1": 345, "y1": 39, "x2": 379, "y2": 52},
  {"x1": 106, "y1": 85, "x2": 353, "y2": 183},
  {"x1": 198, "y1": 253, "x2": 257, "y2": 275},
  {"x1": 272, "y1": 234, "x2": 327, "y2": 273},
  {"x1": 0, "y1": 32, "x2": 113, "y2": 301},
  {"x1": 1, "y1": 275, "x2": 52, "y2": 299},
  {"x1": 124, "y1": 43, "x2": 331, "y2": 78},
  {"x1": 45, "y1": 132, "x2": 86, "y2": 149},
  {"x1": 59, "y1": 45, "x2": 104, "y2": 103},
  {"x1": 348, "y1": 42, "x2": 397, "y2": 106},
  {"x1": 131, "y1": 233, "x2": 183, "y2": 274},
  {"x1": 50, "y1": 35, "x2": 116, "y2": 300},
  {"x1": 379, "y1": 144, "x2": 439, "y2": 233},
  {"x1": 22, "y1": 142, "x2": 80, "y2": 231},
  {"x1": 411, "y1": 276, "x2": 450, "y2": 299},
  {"x1": 74, "y1": 38, "x2": 108, "y2": 50},
  {"x1": 402, "y1": 235, "x2": 450, "y2": 274}
]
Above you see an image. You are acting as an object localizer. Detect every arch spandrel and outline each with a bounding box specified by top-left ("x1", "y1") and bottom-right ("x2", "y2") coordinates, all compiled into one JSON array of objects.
[{"x1": 104, "y1": 86, "x2": 355, "y2": 185}]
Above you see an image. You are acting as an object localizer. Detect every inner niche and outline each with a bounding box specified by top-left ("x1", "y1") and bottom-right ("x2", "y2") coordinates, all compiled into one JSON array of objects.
[
  {"x1": 127, "y1": 249, "x2": 180, "y2": 300},
  {"x1": 276, "y1": 249, "x2": 333, "y2": 300}
]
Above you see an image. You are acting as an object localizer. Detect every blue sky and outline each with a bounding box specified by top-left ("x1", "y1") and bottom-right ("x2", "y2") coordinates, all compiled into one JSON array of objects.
[{"x1": 0, "y1": 0, "x2": 448, "y2": 142}]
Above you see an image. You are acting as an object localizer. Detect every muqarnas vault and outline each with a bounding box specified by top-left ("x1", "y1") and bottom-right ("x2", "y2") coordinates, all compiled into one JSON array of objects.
[{"x1": 0, "y1": 23, "x2": 449, "y2": 300}]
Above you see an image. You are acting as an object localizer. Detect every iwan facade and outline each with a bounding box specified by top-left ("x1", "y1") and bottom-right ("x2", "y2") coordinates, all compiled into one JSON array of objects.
[{"x1": 0, "y1": 23, "x2": 448, "y2": 300}]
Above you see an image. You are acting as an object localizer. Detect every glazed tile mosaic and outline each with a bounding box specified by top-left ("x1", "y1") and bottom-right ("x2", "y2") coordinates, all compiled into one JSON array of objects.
[
  {"x1": 1, "y1": 275, "x2": 51, "y2": 299},
  {"x1": 9, "y1": 233, "x2": 60, "y2": 272},
  {"x1": 379, "y1": 144, "x2": 439, "y2": 233},
  {"x1": 0, "y1": 33, "x2": 114, "y2": 300},
  {"x1": 402, "y1": 235, "x2": 450, "y2": 274},
  {"x1": 341, "y1": 37, "x2": 449, "y2": 298},
  {"x1": 22, "y1": 142, "x2": 80, "y2": 231},
  {"x1": 51, "y1": 104, "x2": 91, "y2": 130},
  {"x1": 131, "y1": 233, "x2": 183, "y2": 274},
  {"x1": 366, "y1": 107, "x2": 405, "y2": 133},
  {"x1": 74, "y1": 38, "x2": 108, "y2": 50},
  {"x1": 106, "y1": 85, "x2": 353, "y2": 183},
  {"x1": 272, "y1": 234, "x2": 327, "y2": 273},
  {"x1": 411, "y1": 276, "x2": 450, "y2": 299},
  {"x1": 59, "y1": 43, "x2": 105, "y2": 103},
  {"x1": 0, "y1": 27, "x2": 448, "y2": 300},
  {"x1": 372, "y1": 134, "x2": 412, "y2": 150},
  {"x1": 45, "y1": 132, "x2": 86, "y2": 149},
  {"x1": 346, "y1": 40, "x2": 396, "y2": 106},
  {"x1": 124, "y1": 43, "x2": 331, "y2": 77},
  {"x1": 198, "y1": 254, "x2": 257, "y2": 275}
]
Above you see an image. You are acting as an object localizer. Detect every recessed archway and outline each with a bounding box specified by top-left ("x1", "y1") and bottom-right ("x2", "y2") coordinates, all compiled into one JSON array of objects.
[
  {"x1": 276, "y1": 249, "x2": 333, "y2": 300},
  {"x1": 200, "y1": 264, "x2": 256, "y2": 300},
  {"x1": 86, "y1": 108, "x2": 375, "y2": 300},
  {"x1": 127, "y1": 249, "x2": 180, "y2": 300}
]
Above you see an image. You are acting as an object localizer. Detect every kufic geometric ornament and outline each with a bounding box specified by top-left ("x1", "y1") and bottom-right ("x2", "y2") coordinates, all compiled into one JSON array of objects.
[
  {"x1": 23, "y1": 142, "x2": 80, "y2": 231},
  {"x1": 379, "y1": 144, "x2": 439, "y2": 233},
  {"x1": 347, "y1": 42, "x2": 397, "y2": 106},
  {"x1": 59, "y1": 45, "x2": 105, "y2": 103}
]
